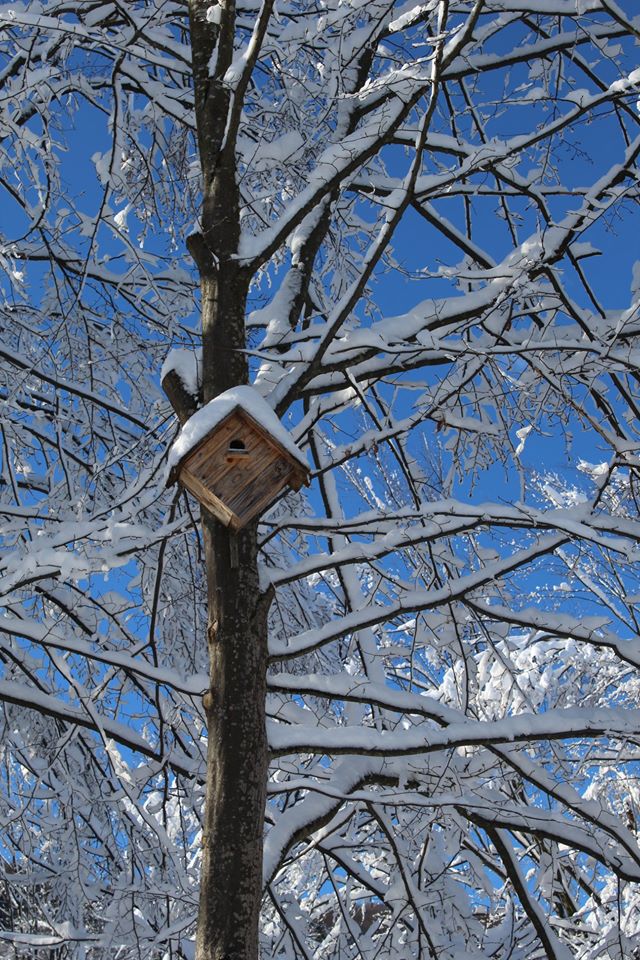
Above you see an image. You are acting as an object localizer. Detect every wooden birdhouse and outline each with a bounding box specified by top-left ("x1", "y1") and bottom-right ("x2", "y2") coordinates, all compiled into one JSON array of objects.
[{"x1": 167, "y1": 386, "x2": 309, "y2": 531}]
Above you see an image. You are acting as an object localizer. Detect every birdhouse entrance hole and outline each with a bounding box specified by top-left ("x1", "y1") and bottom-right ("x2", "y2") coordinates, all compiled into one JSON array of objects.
[{"x1": 226, "y1": 438, "x2": 249, "y2": 461}]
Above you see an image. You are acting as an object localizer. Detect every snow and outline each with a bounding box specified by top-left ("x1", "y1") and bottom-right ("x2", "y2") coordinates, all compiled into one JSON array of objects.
[
  {"x1": 577, "y1": 459, "x2": 609, "y2": 479},
  {"x1": 514, "y1": 424, "x2": 532, "y2": 457},
  {"x1": 167, "y1": 385, "x2": 308, "y2": 471},
  {"x1": 388, "y1": 2, "x2": 438, "y2": 34},
  {"x1": 161, "y1": 348, "x2": 202, "y2": 398},
  {"x1": 268, "y1": 706, "x2": 640, "y2": 763},
  {"x1": 113, "y1": 204, "x2": 131, "y2": 233},
  {"x1": 570, "y1": 241, "x2": 600, "y2": 258},
  {"x1": 258, "y1": 131, "x2": 305, "y2": 164},
  {"x1": 206, "y1": 2, "x2": 221, "y2": 24},
  {"x1": 565, "y1": 88, "x2": 591, "y2": 107},
  {"x1": 91, "y1": 150, "x2": 111, "y2": 186}
]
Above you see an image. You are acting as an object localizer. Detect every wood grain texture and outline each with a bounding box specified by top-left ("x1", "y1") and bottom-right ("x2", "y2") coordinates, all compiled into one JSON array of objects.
[
  {"x1": 178, "y1": 469, "x2": 236, "y2": 526},
  {"x1": 177, "y1": 408, "x2": 308, "y2": 529}
]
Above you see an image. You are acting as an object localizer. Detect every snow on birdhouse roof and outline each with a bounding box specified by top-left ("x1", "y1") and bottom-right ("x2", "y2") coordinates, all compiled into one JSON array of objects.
[{"x1": 167, "y1": 385, "x2": 308, "y2": 473}]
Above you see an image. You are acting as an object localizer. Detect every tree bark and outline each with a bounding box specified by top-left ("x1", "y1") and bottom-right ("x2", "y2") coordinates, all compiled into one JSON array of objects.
[{"x1": 196, "y1": 512, "x2": 269, "y2": 960}]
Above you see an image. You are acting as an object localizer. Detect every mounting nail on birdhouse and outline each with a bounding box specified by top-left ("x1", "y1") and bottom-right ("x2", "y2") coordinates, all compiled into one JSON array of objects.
[{"x1": 166, "y1": 385, "x2": 310, "y2": 531}]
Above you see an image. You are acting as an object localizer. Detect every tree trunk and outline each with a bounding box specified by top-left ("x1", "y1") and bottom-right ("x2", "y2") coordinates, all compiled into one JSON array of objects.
[
  {"x1": 194, "y1": 258, "x2": 268, "y2": 960},
  {"x1": 196, "y1": 511, "x2": 269, "y2": 960},
  {"x1": 178, "y1": 5, "x2": 270, "y2": 958}
]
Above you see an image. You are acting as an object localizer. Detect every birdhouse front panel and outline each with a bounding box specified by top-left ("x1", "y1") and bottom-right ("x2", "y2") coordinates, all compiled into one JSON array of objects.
[
  {"x1": 183, "y1": 412, "x2": 274, "y2": 496},
  {"x1": 224, "y1": 454, "x2": 292, "y2": 524},
  {"x1": 174, "y1": 407, "x2": 307, "y2": 529}
]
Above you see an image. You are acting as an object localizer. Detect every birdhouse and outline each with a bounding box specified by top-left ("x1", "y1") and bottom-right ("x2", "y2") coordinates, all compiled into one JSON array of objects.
[{"x1": 167, "y1": 386, "x2": 309, "y2": 531}]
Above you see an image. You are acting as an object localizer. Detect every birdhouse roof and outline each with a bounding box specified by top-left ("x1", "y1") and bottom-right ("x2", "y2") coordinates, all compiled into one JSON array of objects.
[{"x1": 167, "y1": 385, "x2": 308, "y2": 475}]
